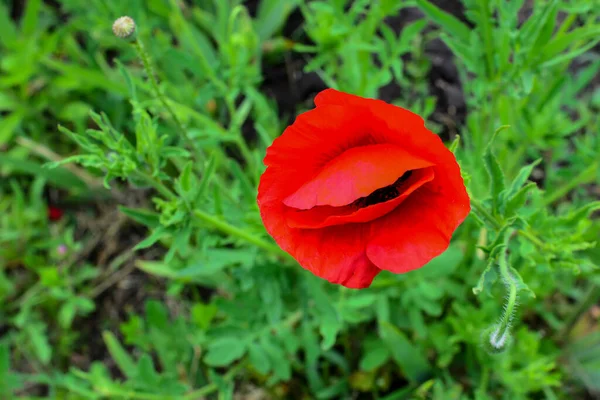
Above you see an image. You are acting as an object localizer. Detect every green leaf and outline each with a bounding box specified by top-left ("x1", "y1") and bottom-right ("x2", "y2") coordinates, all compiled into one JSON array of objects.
[
  {"x1": 119, "y1": 206, "x2": 161, "y2": 228},
  {"x1": 195, "y1": 151, "x2": 218, "y2": 204},
  {"x1": 360, "y1": 344, "x2": 391, "y2": 371},
  {"x1": 261, "y1": 336, "x2": 291, "y2": 381},
  {"x1": 134, "y1": 227, "x2": 169, "y2": 251},
  {"x1": 136, "y1": 354, "x2": 159, "y2": 384},
  {"x1": 103, "y1": 331, "x2": 136, "y2": 378},
  {"x1": 541, "y1": 26, "x2": 600, "y2": 63},
  {"x1": 503, "y1": 159, "x2": 541, "y2": 200},
  {"x1": 473, "y1": 246, "x2": 504, "y2": 295},
  {"x1": 255, "y1": 0, "x2": 299, "y2": 40},
  {"x1": 21, "y1": 0, "x2": 41, "y2": 37},
  {"x1": 191, "y1": 302, "x2": 217, "y2": 330},
  {"x1": 0, "y1": 3, "x2": 17, "y2": 47},
  {"x1": 380, "y1": 322, "x2": 430, "y2": 382},
  {"x1": 520, "y1": 0, "x2": 559, "y2": 51},
  {"x1": 0, "y1": 154, "x2": 87, "y2": 192},
  {"x1": 0, "y1": 111, "x2": 24, "y2": 145},
  {"x1": 248, "y1": 342, "x2": 271, "y2": 375},
  {"x1": 116, "y1": 59, "x2": 137, "y2": 101},
  {"x1": 204, "y1": 337, "x2": 247, "y2": 367},
  {"x1": 136, "y1": 260, "x2": 178, "y2": 279},
  {"x1": 176, "y1": 161, "x2": 194, "y2": 196},
  {"x1": 509, "y1": 267, "x2": 535, "y2": 298},
  {"x1": 27, "y1": 323, "x2": 52, "y2": 365},
  {"x1": 415, "y1": 0, "x2": 471, "y2": 44}
]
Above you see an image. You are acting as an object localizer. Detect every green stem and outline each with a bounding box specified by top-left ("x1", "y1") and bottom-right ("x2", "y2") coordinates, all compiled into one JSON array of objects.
[
  {"x1": 471, "y1": 198, "x2": 546, "y2": 250},
  {"x1": 470, "y1": 198, "x2": 502, "y2": 230},
  {"x1": 516, "y1": 228, "x2": 544, "y2": 249},
  {"x1": 133, "y1": 170, "x2": 290, "y2": 263},
  {"x1": 543, "y1": 162, "x2": 598, "y2": 206},
  {"x1": 133, "y1": 37, "x2": 194, "y2": 151},
  {"x1": 555, "y1": 283, "x2": 600, "y2": 342},
  {"x1": 490, "y1": 247, "x2": 517, "y2": 349},
  {"x1": 132, "y1": 170, "x2": 177, "y2": 201},
  {"x1": 193, "y1": 210, "x2": 293, "y2": 262}
]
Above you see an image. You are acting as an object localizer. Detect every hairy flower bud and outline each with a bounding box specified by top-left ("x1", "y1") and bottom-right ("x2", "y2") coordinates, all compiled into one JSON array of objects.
[
  {"x1": 112, "y1": 16, "x2": 136, "y2": 39},
  {"x1": 481, "y1": 325, "x2": 512, "y2": 354}
]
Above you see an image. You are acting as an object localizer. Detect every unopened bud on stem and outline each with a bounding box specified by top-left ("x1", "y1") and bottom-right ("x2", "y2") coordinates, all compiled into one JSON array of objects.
[{"x1": 112, "y1": 16, "x2": 136, "y2": 39}]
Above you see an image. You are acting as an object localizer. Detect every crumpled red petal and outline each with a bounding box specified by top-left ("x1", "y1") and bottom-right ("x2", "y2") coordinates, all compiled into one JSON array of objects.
[
  {"x1": 285, "y1": 167, "x2": 435, "y2": 229},
  {"x1": 283, "y1": 144, "x2": 434, "y2": 209}
]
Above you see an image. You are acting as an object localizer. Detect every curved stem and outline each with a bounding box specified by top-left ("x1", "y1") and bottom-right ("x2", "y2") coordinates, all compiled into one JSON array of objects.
[{"x1": 132, "y1": 170, "x2": 177, "y2": 201}]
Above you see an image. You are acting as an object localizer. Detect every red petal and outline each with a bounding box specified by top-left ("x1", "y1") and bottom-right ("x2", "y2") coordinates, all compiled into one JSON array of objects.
[
  {"x1": 366, "y1": 187, "x2": 469, "y2": 274},
  {"x1": 285, "y1": 167, "x2": 434, "y2": 229},
  {"x1": 259, "y1": 165, "x2": 381, "y2": 289},
  {"x1": 283, "y1": 144, "x2": 434, "y2": 209}
]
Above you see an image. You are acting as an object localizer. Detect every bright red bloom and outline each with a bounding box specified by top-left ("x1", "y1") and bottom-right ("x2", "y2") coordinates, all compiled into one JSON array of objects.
[{"x1": 257, "y1": 89, "x2": 470, "y2": 289}]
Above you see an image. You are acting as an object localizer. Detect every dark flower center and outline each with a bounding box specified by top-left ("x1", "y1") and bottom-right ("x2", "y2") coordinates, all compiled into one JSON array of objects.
[{"x1": 352, "y1": 171, "x2": 413, "y2": 208}]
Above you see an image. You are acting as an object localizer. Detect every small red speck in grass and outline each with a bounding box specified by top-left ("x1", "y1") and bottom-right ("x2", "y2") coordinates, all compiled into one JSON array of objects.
[{"x1": 48, "y1": 206, "x2": 64, "y2": 221}]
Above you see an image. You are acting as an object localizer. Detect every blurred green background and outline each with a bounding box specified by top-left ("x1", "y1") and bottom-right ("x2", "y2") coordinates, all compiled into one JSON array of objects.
[{"x1": 1, "y1": 0, "x2": 599, "y2": 399}]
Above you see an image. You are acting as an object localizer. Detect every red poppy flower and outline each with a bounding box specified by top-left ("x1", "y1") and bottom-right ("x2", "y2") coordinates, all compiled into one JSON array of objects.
[
  {"x1": 257, "y1": 89, "x2": 470, "y2": 289},
  {"x1": 47, "y1": 206, "x2": 64, "y2": 221}
]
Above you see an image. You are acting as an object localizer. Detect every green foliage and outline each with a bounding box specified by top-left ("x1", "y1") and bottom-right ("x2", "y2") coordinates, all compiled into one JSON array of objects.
[{"x1": 1, "y1": 0, "x2": 599, "y2": 399}]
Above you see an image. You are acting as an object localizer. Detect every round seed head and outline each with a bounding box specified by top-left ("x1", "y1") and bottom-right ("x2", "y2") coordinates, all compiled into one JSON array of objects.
[{"x1": 112, "y1": 16, "x2": 136, "y2": 38}]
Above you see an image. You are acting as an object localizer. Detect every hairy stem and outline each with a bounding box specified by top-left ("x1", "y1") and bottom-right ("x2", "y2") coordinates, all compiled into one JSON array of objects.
[
  {"x1": 133, "y1": 37, "x2": 195, "y2": 151},
  {"x1": 491, "y1": 248, "x2": 518, "y2": 349}
]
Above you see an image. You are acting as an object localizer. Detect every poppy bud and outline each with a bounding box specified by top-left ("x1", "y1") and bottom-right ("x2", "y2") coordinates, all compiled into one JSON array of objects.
[
  {"x1": 112, "y1": 16, "x2": 136, "y2": 39},
  {"x1": 481, "y1": 324, "x2": 512, "y2": 354}
]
